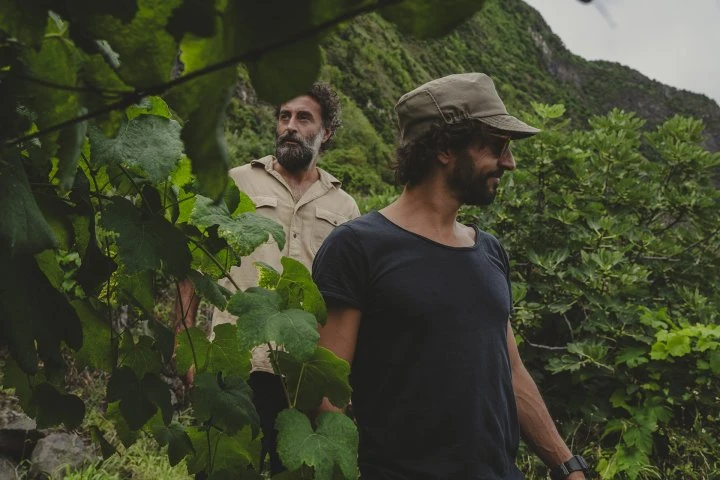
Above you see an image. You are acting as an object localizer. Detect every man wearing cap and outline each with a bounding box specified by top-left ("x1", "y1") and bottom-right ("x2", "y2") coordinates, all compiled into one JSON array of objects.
[{"x1": 312, "y1": 74, "x2": 588, "y2": 480}]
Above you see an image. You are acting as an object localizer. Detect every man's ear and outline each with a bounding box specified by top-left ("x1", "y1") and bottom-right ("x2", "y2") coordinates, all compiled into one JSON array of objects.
[
  {"x1": 322, "y1": 127, "x2": 332, "y2": 144},
  {"x1": 437, "y1": 150, "x2": 454, "y2": 166}
]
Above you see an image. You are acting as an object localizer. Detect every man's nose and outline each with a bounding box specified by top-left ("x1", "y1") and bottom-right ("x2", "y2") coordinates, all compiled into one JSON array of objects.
[
  {"x1": 286, "y1": 115, "x2": 299, "y2": 132},
  {"x1": 500, "y1": 150, "x2": 516, "y2": 171}
]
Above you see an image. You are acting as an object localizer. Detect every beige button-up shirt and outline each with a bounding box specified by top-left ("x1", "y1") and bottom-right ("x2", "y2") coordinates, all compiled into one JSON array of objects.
[{"x1": 212, "y1": 155, "x2": 360, "y2": 372}]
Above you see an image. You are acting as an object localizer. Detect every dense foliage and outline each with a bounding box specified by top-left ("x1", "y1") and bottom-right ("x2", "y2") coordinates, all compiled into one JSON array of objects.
[
  {"x1": 0, "y1": 1, "x2": 488, "y2": 478},
  {"x1": 462, "y1": 104, "x2": 720, "y2": 479}
]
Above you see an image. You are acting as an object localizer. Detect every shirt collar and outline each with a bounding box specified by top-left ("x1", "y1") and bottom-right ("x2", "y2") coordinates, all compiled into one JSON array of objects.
[{"x1": 250, "y1": 155, "x2": 342, "y2": 188}]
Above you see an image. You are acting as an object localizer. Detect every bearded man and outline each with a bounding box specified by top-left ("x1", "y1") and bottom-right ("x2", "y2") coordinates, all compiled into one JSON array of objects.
[
  {"x1": 176, "y1": 82, "x2": 359, "y2": 474},
  {"x1": 312, "y1": 74, "x2": 589, "y2": 480}
]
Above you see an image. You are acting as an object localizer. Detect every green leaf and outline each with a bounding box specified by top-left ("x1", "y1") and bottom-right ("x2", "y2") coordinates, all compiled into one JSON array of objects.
[
  {"x1": 227, "y1": 288, "x2": 319, "y2": 362},
  {"x1": 106, "y1": 401, "x2": 140, "y2": 448},
  {"x1": 107, "y1": 367, "x2": 157, "y2": 430},
  {"x1": 276, "y1": 257, "x2": 327, "y2": 325},
  {"x1": 247, "y1": 38, "x2": 321, "y2": 105},
  {"x1": 119, "y1": 333, "x2": 163, "y2": 378},
  {"x1": 100, "y1": 196, "x2": 191, "y2": 277},
  {"x1": 84, "y1": 0, "x2": 181, "y2": 88},
  {"x1": 0, "y1": 153, "x2": 58, "y2": 255},
  {"x1": 175, "y1": 326, "x2": 211, "y2": 375},
  {"x1": 186, "y1": 426, "x2": 260, "y2": 475},
  {"x1": 72, "y1": 300, "x2": 114, "y2": 371},
  {"x1": 190, "y1": 195, "x2": 286, "y2": 255},
  {"x1": 56, "y1": 118, "x2": 88, "y2": 191},
  {"x1": 191, "y1": 372, "x2": 259, "y2": 436},
  {"x1": 116, "y1": 270, "x2": 155, "y2": 313},
  {"x1": 142, "y1": 373, "x2": 173, "y2": 425},
  {"x1": 32, "y1": 383, "x2": 85, "y2": 429},
  {"x1": 126, "y1": 96, "x2": 172, "y2": 120},
  {"x1": 207, "y1": 323, "x2": 252, "y2": 379},
  {"x1": 277, "y1": 347, "x2": 351, "y2": 410},
  {"x1": 188, "y1": 269, "x2": 233, "y2": 310},
  {"x1": 276, "y1": 409, "x2": 359, "y2": 480},
  {"x1": 0, "y1": 0, "x2": 51, "y2": 46},
  {"x1": 151, "y1": 423, "x2": 194, "y2": 467},
  {"x1": 255, "y1": 262, "x2": 281, "y2": 289},
  {"x1": 380, "y1": 0, "x2": 486, "y2": 38},
  {"x1": 89, "y1": 115, "x2": 184, "y2": 183},
  {"x1": 90, "y1": 426, "x2": 117, "y2": 459}
]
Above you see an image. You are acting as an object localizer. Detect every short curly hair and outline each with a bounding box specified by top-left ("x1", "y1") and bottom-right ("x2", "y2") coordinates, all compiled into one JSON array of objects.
[
  {"x1": 275, "y1": 82, "x2": 342, "y2": 152},
  {"x1": 394, "y1": 119, "x2": 494, "y2": 186}
]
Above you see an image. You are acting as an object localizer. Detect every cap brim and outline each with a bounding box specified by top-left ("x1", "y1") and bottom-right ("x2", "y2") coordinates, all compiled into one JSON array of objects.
[{"x1": 477, "y1": 115, "x2": 540, "y2": 139}]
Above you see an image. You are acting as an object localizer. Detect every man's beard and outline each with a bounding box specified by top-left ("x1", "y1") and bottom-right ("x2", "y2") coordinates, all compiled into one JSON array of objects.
[
  {"x1": 447, "y1": 150, "x2": 501, "y2": 206},
  {"x1": 275, "y1": 130, "x2": 323, "y2": 172}
]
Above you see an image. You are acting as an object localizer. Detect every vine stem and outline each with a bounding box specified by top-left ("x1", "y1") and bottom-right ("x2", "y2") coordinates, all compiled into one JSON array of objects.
[
  {"x1": 5, "y1": 0, "x2": 404, "y2": 148},
  {"x1": 293, "y1": 363, "x2": 307, "y2": 408},
  {"x1": 269, "y1": 345, "x2": 293, "y2": 408}
]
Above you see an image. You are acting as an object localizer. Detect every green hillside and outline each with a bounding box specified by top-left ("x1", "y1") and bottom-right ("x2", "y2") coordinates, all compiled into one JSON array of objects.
[{"x1": 227, "y1": 0, "x2": 720, "y2": 196}]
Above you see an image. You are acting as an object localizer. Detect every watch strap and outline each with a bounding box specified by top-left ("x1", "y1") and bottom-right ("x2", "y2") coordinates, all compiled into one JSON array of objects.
[{"x1": 550, "y1": 455, "x2": 589, "y2": 480}]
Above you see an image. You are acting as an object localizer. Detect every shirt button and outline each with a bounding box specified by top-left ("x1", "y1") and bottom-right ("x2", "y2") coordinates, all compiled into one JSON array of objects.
[{"x1": 293, "y1": 232, "x2": 298, "y2": 238}]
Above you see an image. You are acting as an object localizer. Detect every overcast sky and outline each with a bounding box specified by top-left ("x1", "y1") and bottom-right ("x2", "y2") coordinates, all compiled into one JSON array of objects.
[{"x1": 522, "y1": 0, "x2": 720, "y2": 106}]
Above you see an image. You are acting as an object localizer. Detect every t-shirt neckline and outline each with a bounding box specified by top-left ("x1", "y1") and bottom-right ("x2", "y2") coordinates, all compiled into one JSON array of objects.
[{"x1": 372, "y1": 211, "x2": 481, "y2": 251}]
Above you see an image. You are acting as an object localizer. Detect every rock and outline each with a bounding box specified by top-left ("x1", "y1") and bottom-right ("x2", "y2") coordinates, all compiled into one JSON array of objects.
[
  {"x1": 29, "y1": 433, "x2": 94, "y2": 479},
  {"x1": 0, "y1": 408, "x2": 42, "y2": 460},
  {"x1": 0, "y1": 455, "x2": 18, "y2": 479}
]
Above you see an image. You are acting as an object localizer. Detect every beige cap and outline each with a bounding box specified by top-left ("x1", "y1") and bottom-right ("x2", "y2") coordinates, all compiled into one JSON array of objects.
[{"x1": 395, "y1": 73, "x2": 540, "y2": 146}]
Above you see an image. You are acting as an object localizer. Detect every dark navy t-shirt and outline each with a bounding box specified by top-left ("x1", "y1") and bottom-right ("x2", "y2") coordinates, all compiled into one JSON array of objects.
[{"x1": 312, "y1": 212, "x2": 522, "y2": 480}]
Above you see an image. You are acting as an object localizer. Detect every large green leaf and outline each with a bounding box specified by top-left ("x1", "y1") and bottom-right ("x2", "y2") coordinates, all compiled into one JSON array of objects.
[
  {"x1": 276, "y1": 409, "x2": 359, "y2": 480},
  {"x1": 165, "y1": 3, "x2": 237, "y2": 200},
  {"x1": 0, "y1": 153, "x2": 58, "y2": 255},
  {"x1": 188, "y1": 269, "x2": 233, "y2": 310},
  {"x1": 0, "y1": 0, "x2": 52, "y2": 46},
  {"x1": 227, "y1": 288, "x2": 319, "y2": 362},
  {"x1": 186, "y1": 426, "x2": 260, "y2": 475},
  {"x1": 151, "y1": 422, "x2": 195, "y2": 467},
  {"x1": 118, "y1": 333, "x2": 163, "y2": 378},
  {"x1": 277, "y1": 347, "x2": 351, "y2": 410},
  {"x1": 100, "y1": 196, "x2": 191, "y2": 277},
  {"x1": 276, "y1": 257, "x2": 327, "y2": 324},
  {"x1": 190, "y1": 195, "x2": 286, "y2": 255},
  {"x1": 175, "y1": 326, "x2": 211, "y2": 375},
  {"x1": 32, "y1": 383, "x2": 85, "y2": 429},
  {"x1": 55, "y1": 119, "x2": 88, "y2": 191},
  {"x1": 89, "y1": 114, "x2": 184, "y2": 183},
  {"x1": 84, "y1": 0, "x2": 181, "y2": 88},
  {"x1": 191, "y1": 372, "x2": 259, "y2": 436},
  {"x1": 72, "y1": 300, "x2": 114, "y2": 371},
  {"x1": 107, "y1": 367, "x2": 157, "y2": 430},
  {"x1": 207, "y1": 323, "x2": 252, "y2": 379},
  {"x1": 380, "y1": 0, "x2": 486, "y2": 38}
]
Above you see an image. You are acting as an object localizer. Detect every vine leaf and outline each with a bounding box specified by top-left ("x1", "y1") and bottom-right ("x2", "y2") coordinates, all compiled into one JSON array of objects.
[
  {"x1": 191, "y1": 372, "x2": 260, "y2": 436},
  {"x1": 83, "y1": 0, "x2": 181, "y2": 88},
  {"x1": 276, "y1": 409, "x2": 359, "y2": 480},
  {"x1": 175, "y1": 326, "x2": 211, "y2": 375},
  {"x1": 126, "y1": 96, "x2": 172, "y2": 120},
  {"x1": 227, "y1": 288, "x2": 319, "y2": 362},
  {"x1": 90, "y1": 426, "x2": 117, "y2": 459},
  {"x1": 379, "y1": 0, "x2": 486, "y2": 38},
  {"x1": 118, "y1": 333, "x2": 163, "y2": 378},
  {"x1": 106, "y1": 401, "x2": 140, "y2": 448},
  {"x1": 277, "y1": 257, "x2": 327, "y2": 324},
  {"x1": 100, "y1": 196, "x2": 191, "y2": 277},
  {"x1": 56, "y1": 118, "x2": 88, "y2": 191},
  {"x1": 207, "y1": 323, "x2": 252, "y2": 379},
  {"x1": 72, "y1": 300, "x2": 114, "y2": 372},
  {"x1": 186, "y1": 426, "x2": 260, "y2": 475},
  {"x1": 107, "y1": 367, "x2": 157, "y2": 430},
  {"x1": 277, "y1": 347, "x2": 351, "y2": 410},
  {"x1": 32, "y1": 383, "x2": 85, "y2": 429},
  {"x1": 0, "y1": 0, "x2": 50, "y2": 47},
  {"x1": 89, "y1": 114, "x2": 184, "y2": 183},
  {"x1": 0, "y1": 153, "x2": 58, "y2": 255},
  {"x1": 188, "y1": 269, "x2": 233, "y2": 310},
  {"x1": 190, "y1": 195, "x2": 286, "y2": 255},
  {"x1": 150, "y1": 422, "x2": 195, "y2": 467}
]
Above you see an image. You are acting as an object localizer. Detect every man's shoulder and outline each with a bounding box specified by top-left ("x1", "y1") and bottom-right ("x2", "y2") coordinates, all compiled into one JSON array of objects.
[{"x1": 228, "y1": 156, "x2": 273, "y2": 189}]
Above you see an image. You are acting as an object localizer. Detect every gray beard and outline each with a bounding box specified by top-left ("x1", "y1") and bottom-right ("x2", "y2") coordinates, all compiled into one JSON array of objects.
[{"x1": 276, "y1": 142, "x2": 314, "y2": 172}]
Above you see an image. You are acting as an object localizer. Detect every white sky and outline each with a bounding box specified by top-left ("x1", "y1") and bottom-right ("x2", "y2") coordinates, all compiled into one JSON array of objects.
[{"x1": 522, "y1": 0, "x2": 720, "y2": 106}]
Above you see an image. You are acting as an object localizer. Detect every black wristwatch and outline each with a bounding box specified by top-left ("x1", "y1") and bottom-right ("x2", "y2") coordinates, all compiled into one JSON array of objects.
[{"x1": 549, "y1": 455, "x2": 589, "y2": 479}]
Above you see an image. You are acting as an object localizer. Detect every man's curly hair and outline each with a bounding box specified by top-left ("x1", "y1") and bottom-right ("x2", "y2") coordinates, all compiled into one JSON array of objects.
[
  {"x1": 275, "y1": 82, "x2": 342, "y2": 152},
  {"x1": 394, "y1": 119, "x2": 493, "y2": 186}
]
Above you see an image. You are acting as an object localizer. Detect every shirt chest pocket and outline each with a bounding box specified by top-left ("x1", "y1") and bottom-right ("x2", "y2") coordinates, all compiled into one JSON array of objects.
[
  {"x1": 250, "y1": 195, "x2": 279, "y2": 244},
  {"x1": 311, "y1": 207, "x2": 348, "y2": 254}
]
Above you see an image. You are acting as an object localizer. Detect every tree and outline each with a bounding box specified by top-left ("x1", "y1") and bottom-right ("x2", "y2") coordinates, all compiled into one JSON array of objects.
[{"x1": 0, "y1": 1, "x2": 488, "y2": 477}]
